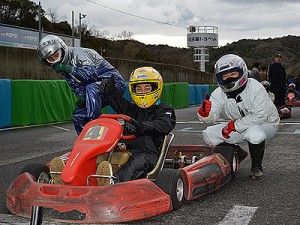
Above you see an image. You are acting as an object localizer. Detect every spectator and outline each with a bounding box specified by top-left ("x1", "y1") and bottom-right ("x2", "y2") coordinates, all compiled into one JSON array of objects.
[
  {"x1": 259, "y1": 66, "x2": 267, "y2": 81},
  {"x1": 267, "y1": 53, "x2": 286, "y2": 107},
  {"x1": 250, "y1": 62, "x2": 261, "y2": 82}
]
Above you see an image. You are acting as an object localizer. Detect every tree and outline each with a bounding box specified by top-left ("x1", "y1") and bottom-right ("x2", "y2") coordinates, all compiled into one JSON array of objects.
[{"x1": 0, "y1": 0, "x2": 42, "y2": 29}]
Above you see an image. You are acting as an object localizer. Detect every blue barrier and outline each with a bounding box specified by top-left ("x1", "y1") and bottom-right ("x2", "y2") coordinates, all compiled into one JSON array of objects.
[
  {"x1": 188, "y1": 84, "x2": 196, "y2": 105},
  {"x1": 0, "y1": 79, "x2": 12, "y2": 128},
  {"x1": 194, "y1": 84, "x2": 210, "y2": 104}
]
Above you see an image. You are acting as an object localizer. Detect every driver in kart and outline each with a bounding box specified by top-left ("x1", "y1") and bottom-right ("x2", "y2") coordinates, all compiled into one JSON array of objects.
[
  {"x1": 98, "y1": 67, "x2": 176, "y2": 185},
  {"x1": 197, "y1": 54, "x2": 280, "y2": 180}
]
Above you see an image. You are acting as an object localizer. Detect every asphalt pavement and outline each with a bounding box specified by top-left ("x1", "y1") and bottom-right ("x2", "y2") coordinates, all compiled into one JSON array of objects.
[{"x1": 0, "y1": 106, "x2": 299, "y2": 225}]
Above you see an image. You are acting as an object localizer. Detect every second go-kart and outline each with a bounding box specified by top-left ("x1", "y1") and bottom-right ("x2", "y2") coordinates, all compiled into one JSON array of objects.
[{"x1": 6, "y1": 114, "x2": 241, "y2": 224}]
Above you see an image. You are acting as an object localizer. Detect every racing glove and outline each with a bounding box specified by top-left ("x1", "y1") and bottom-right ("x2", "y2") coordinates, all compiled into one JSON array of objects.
[
  {"x1": 99, "y1": 76, "x2": 116, "y2": 95},
  {"x1": 197, "y1": 94, "x2": 211, "y2": 117},
  {"x1": 123, "y1": 122, "x2": 144, "y2": 137},
  {"x1": 222, "y1": 120, "x2": 236, "y2": 139},
  {"x1": 53, "y1": 63, "x2": 74, "y2": 73}
]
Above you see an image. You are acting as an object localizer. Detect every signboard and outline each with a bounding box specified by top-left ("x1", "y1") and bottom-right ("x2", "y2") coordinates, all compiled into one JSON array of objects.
[
  {"x1": 0, "y1": 24, "x2": 79, "y2": 49},
  {"x1": 187, "y1": 33, "x2": 218, "y2": 47}
]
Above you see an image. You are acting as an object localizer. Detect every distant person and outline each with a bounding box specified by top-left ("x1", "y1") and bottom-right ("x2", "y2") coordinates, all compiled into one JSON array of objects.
[
  {"x1": 250, "y1": 62, "x2": 261, "y2": 82},
  {"x1": 37, "y1": 35, "x2": 126, "y2": 135},
  {"x1": 259, "y1": 66, "x2": 267, "y2": 81},
  {"x1": 286, "y1": 76, "x2": 295, "y2": 86},
  {"x1": 293, "y1": 74, "x2": 300, "y2": 91},
  {"x1": 267, "y1": 53, "x2": 286, "y2": 107}
]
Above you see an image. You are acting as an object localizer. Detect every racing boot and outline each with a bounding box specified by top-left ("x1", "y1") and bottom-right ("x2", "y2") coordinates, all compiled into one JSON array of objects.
[
  {"x1": 50, "y1": 157, "x2": 65, "y2": 184},
  {"x1": 248, "y1": 141, "x2": 265, "y2": 180},
  {"x1": 96, "y1": 161, "x2": 113, "y2": 186}
]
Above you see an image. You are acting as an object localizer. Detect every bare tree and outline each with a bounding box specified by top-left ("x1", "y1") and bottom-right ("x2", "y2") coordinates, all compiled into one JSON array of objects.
[{"x1": 47, "y1": 9, "x2": 58, "y2": 23}]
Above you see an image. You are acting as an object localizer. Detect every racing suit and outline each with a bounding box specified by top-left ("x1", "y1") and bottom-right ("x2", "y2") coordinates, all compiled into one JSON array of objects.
[
  {"x1": 104, "y1": 90, "x2": 176, "y2": 182},
  {"x1": 198, "y1": 78, "x2": 280, "y2": 146},
  {"x1": 59, "y1": 47, "x2": 125, "y2": 134}
]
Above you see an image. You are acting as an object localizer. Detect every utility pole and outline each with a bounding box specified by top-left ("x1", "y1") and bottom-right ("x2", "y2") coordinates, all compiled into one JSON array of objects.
[
  {"x1": 79, "y1": 13, "x2": 87, "y2": 47},
  {"x1": 38, "y1": 1, "x2": 42, "y2": 42},
  {"x1": 72, "y1": 11, "x2": 74, "y2": 47}
]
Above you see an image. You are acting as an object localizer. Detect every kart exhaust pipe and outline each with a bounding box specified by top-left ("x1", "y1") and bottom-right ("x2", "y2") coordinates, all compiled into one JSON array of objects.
[{"x1": 30, "y1": 205, "x2": 43, "y2": 225}]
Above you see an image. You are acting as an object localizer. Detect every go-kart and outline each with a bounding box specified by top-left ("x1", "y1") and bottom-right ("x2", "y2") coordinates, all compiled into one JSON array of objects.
[
  {"x1": 286, "y1": 91, "x2": 300, "y2": 107},
  {"x1": 6, "y1": 114, "x2": 240, "y2": 224}
]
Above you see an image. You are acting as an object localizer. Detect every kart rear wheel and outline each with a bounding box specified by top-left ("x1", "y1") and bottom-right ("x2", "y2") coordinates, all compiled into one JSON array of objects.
[
  {"x1": 155, "y1": 169, "x2": 184, "y2": 210},
  {"x1": 20, "y1": 163, "x2": 50, "y2": 183}
]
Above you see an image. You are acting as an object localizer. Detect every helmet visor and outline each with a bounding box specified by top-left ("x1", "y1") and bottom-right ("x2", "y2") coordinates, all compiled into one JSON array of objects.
[
  {"x1": 216, "y1": 67, "x2": 243, "y2": 86},
  {"x1": 46, "y1": 49, "x2": 62, "y2": 65}
]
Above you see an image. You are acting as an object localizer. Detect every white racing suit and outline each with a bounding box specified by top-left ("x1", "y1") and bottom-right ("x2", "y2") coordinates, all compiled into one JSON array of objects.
[
  {"x1": 198, "y1": 78, "x2": 280, "y2": 146},
  {"x1": 59, "y1": 47, "x2": 125, "y2": 135}
]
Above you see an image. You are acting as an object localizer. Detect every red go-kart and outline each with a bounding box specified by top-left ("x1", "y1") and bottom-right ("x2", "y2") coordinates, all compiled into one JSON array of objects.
[{"x1": 6, "y1": 114, "x2": 240, "y2": 224}]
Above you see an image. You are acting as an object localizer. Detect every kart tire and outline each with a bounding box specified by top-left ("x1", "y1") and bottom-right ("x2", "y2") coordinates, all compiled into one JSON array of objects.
[
  {"x1": 20, "y1": 163, "x2": 50, "y2": 183},
  {"x1": 155, "y1": 169, "x2": 184, "y2": 210}
]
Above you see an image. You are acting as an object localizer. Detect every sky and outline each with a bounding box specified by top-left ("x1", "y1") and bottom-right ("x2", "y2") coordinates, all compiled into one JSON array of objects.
[{"x1": 32, "y1": 0, "x2": 300, "y2": 48}]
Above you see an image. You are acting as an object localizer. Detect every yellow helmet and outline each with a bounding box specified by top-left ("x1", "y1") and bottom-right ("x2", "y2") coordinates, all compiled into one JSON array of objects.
[{"x1": 129, "y1": 67, "x2": 163, "y2": 108}]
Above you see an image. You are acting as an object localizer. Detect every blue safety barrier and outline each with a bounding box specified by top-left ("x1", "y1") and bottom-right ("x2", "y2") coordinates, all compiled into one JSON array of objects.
[
  {"x1": 0, "y1": 79, "x2": 12, "y2": 128},
  {"x1": 195, "y1": 84, "x2": 210, "y2": 104},
  {"x1": 188, "y1": 84, "x2": 196, "y2": 105}
]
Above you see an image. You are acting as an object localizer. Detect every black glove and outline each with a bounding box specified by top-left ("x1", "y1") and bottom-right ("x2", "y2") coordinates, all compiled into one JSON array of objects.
[
  {"x1": 99, "y1": 76, "x2": 115, "y2": 94},
  {"x1": 123, "y1": 122, "x2": 144, "y2": 137}
]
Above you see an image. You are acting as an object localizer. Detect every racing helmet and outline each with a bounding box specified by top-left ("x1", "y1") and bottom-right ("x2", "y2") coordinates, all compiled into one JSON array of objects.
[
  {"x1": 288, "y1": 83, "x2": 296, "y2": 90},
  {"x1": 37, "y1": 35, "x2": 68, "y2": 67},
  {"x1": 214, "y1": 54, "x2": 248, "y2": 93},
  {"x1": 129, "y1": 67, "x2": 163, "y2": 108}
]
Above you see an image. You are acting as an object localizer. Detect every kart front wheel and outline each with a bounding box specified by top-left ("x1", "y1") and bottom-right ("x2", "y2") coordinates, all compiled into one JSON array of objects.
[
  {"x1": 20, "y1": 163, "x2": 50, "y2": 183},
  {"x1": 155, "y1": 169, "x2": 184, "y2": 210}
]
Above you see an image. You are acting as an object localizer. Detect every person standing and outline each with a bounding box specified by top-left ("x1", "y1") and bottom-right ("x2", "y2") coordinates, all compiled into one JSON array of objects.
[
  {"x1": 197, "y1": 54, "x2": 279, "y2": 180},
  {"x1": 250, "y1": 62, "x2": 261, "y2": 82},
  {"x1": 259, "y1": 66, "x2": 267, "y2": 81},
  {"x1": 37, "y1": 35, "x2": 126, "y2": 135},
  {"x1": 267, "y1": 54, "x2": 286, "y2": 107}
]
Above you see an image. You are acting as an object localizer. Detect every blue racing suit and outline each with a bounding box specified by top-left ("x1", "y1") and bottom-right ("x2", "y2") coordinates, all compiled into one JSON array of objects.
[{"x1": 58, "y1": 47, "x2": 125, "y2": 134}]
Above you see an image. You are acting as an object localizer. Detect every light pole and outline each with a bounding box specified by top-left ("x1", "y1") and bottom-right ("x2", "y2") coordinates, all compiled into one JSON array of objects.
[{"x1": 79, "y1": 13, "x2": 87, "y2": 47}]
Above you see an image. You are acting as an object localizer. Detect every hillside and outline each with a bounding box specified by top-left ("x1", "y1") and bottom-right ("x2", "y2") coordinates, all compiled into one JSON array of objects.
[{"x1": 85, "y1": 35, "x2": 300, "y2": 77}]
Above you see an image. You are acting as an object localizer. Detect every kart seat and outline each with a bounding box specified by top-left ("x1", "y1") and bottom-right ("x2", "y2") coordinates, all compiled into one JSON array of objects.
[{"x1": 146, "y1": 132, "x2": 174, "y2": 181}]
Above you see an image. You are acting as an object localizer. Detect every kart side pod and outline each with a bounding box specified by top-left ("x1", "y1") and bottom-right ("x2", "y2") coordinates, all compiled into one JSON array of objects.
[{"x1": 180, "y1": 153, "x2": 231, "y2": 201}]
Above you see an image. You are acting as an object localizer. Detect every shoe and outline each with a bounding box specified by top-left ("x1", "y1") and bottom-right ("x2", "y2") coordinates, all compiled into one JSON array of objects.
[
  {"x1": 96, "y1": 161, "x2": 113, "y2": 186},
  {"x1": 249, "y1": 167, "x2": 263, "y2": 180},
  {"x1": 50, "y1": 157, "x2": 65, "y2": 184}
]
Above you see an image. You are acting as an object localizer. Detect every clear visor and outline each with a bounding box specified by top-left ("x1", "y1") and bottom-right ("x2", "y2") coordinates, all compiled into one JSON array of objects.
[{"x1": 46, "y1": 49, "x2": 62, "y2": 64}]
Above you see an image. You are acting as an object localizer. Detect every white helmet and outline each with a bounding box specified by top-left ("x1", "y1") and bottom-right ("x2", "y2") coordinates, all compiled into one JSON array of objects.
[
  {"x1": 37, "y1": 35, "x2": 68, "y2": 67},
  {"x1": 214, "y1": 54, "x2": 248, "y2": 93}
]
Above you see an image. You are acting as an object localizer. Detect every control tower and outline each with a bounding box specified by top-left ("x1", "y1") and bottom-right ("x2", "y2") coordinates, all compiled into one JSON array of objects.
[{"x1": 187, "y1": 26, "x2": 218, "y2": 72}]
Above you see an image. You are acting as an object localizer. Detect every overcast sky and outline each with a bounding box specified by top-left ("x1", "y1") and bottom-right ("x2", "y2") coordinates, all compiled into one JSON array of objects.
[{"x1": 32, "y1": 0, "x2": 300, "y2": 48}]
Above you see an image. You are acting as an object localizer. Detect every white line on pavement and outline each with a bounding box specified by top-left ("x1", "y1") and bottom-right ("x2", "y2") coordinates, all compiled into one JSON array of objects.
[{"x1": 218, "y1": 205, "x2": 258, "y2": 225}]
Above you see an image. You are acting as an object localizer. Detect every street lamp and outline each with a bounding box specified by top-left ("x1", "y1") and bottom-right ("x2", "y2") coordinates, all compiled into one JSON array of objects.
[{"x1": 79, "y1": 13, "x2": 87, "y2": 47}]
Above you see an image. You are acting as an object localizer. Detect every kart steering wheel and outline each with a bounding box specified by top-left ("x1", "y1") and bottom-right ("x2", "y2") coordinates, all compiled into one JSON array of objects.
[{"x1": 99, "y1": 114, "x2": 142, "y2": 140}]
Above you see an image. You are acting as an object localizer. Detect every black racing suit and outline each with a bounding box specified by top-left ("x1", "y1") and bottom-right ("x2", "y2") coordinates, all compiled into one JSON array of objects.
[{"x1": 106, "y1": 91, "x2": 176, "y2": 182}]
